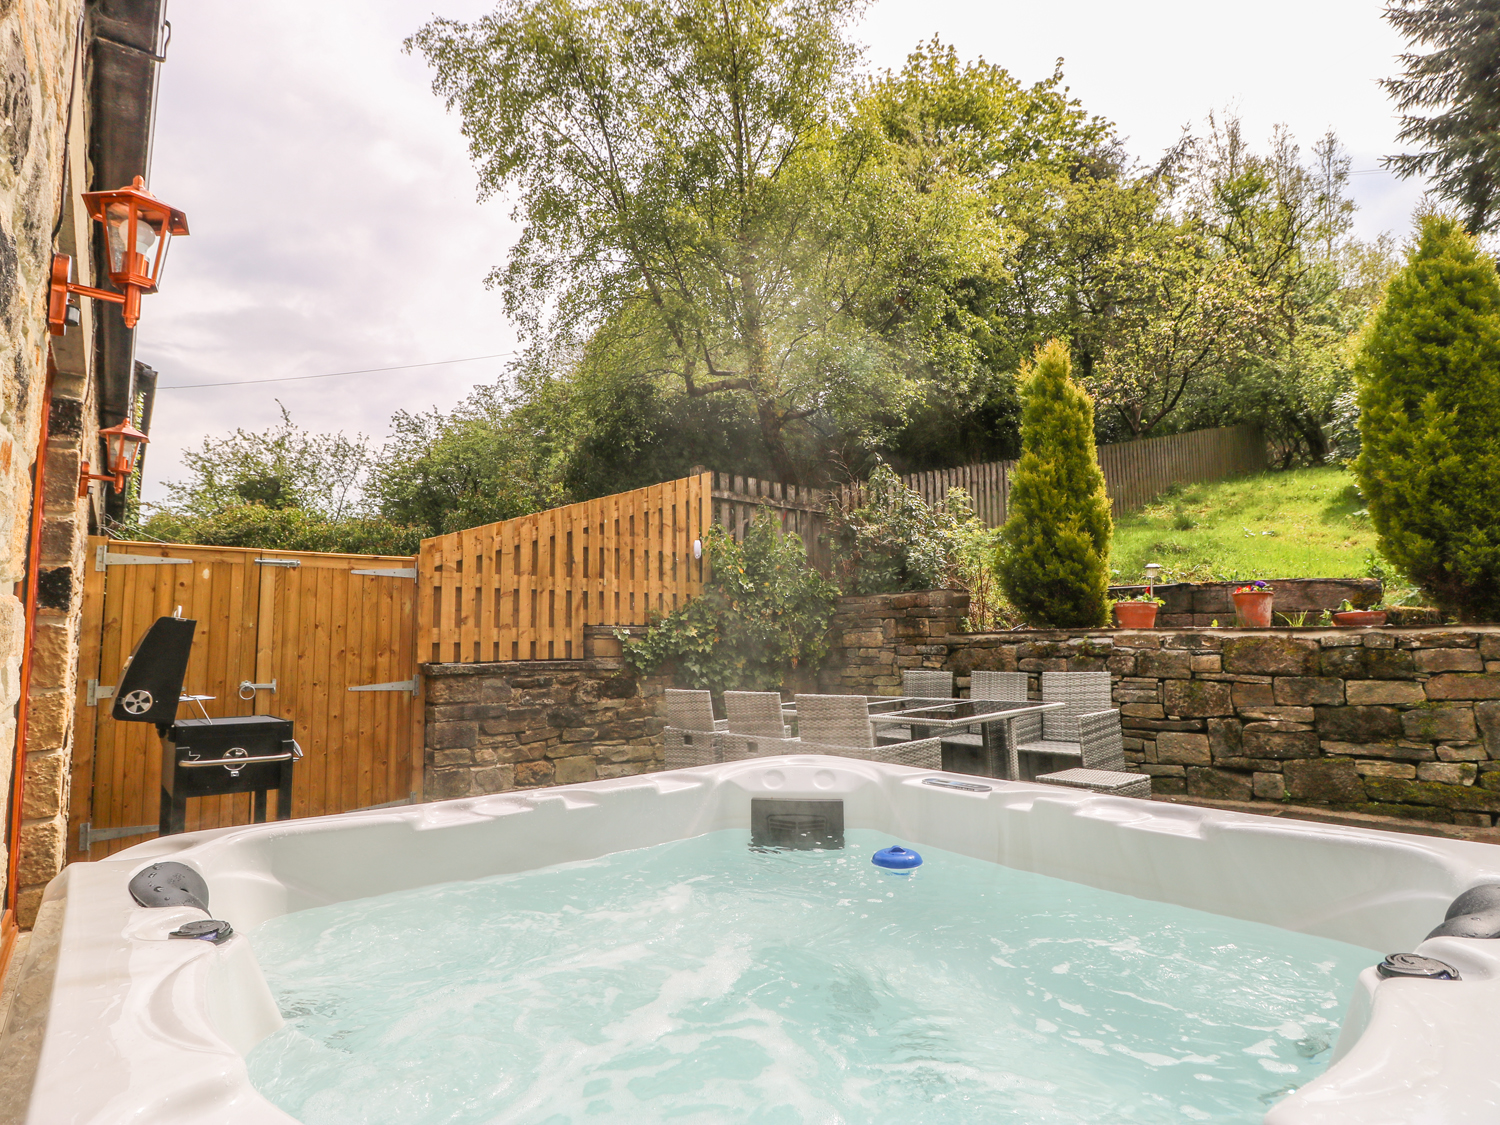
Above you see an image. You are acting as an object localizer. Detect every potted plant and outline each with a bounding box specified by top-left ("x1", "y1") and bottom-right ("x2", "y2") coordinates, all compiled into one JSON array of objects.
[
  {"x1": 1231, "y1": 581, "x2": 1275, "y2": 627},
  {"x1": 1331, "y1": 599, "x2": 1387, "y2": 627},
  {"x1": 1113, "y1": 593, "x2": 1164, "y2": 628}
]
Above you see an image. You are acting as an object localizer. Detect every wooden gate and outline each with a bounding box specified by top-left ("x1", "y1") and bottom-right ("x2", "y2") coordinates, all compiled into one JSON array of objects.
[{"x1": 68, "y1": 538, "x2": 421, "y2": 860}]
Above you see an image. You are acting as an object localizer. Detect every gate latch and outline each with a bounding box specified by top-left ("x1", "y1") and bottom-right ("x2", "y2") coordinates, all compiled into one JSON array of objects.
[{"x1": 238, "y1": 679, "x2": 278, "y2": 700}]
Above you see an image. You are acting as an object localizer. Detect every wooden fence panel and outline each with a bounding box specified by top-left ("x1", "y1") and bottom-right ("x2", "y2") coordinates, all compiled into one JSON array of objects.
[
  {"x1": 897, "y1": 423, "x2": 1265, "y2": 526},
  {"x1": 419, "y1": 473, "x2": 712, "y2": 663},
  {"x1": 70, "y1": 539, "x2": 419, "y2": 860}
]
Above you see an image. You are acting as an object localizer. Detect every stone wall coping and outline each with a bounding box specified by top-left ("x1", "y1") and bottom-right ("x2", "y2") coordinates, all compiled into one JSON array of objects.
[
  {"x1": 937, "y1": 625, "x2": 1500, "y2": 641},
  {"x1": 422, "y1": 658, "x2": 626, "y2": 676}
]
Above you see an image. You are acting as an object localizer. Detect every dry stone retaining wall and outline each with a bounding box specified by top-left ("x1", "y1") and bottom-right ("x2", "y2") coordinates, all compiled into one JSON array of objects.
[
  {"x1": 820, "y1": 591, "x2": 970, "y2": 695},
  {"x1": 421, "y1": 659, "x2": 668, "y2": 799},
  {"x1": 823, "y1": 590, "x2": 1500, "y2": 826}
]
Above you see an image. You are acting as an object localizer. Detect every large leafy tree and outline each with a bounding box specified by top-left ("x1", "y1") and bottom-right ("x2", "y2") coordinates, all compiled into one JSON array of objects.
[
  {"x1": 365, "y1": 385, "x2": 562, "y2": 537},
  {"x1": 1354, "y1": 215, "x2": 1500, "y2": 621},
  {"x1": 859, "y1": 42, "x2": 1116, "y2": 468},
  {"x1": 409, "y1": 0, "x2": 1000, "y2": 483},
  {"x1": 1176, "y1": 118, "x2": 1397, "y2": 462},
  {"x1": 1383, "y1": 0, "x2": 1500, "y2": 235}
]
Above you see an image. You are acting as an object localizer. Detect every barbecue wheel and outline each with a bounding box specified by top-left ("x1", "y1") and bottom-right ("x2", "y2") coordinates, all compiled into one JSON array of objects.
[{"x1": 121, "y1": 689, "x2": 154, "y2": 714}]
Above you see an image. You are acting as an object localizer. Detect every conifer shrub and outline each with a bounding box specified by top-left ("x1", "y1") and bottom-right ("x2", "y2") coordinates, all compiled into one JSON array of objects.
[
  {"x1": 1353, "y1": 215, "x2": 1500, "y2": 622},
  {"x1": 997, "y1": 340, "x2": 1113, "y2": 626}
]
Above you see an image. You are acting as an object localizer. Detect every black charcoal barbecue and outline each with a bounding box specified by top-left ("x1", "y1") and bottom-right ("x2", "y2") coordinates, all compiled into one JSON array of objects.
[{"x1": 111, "y1": 615, "x2": 302, "y2": 836}]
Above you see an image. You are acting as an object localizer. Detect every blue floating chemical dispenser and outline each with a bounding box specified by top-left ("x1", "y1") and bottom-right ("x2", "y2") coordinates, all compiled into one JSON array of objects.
[{"x1": 872, "y1": 845, "x2": 922, "y2": 871}]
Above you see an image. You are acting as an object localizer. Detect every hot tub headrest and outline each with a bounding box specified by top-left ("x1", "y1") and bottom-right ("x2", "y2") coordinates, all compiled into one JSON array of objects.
[
  {"x1": 129, "y1": 861, "x2": 210, "y2": 912},
  {"x1": 1426, "y1": 883, "x2": 1500, "y2": 940}
]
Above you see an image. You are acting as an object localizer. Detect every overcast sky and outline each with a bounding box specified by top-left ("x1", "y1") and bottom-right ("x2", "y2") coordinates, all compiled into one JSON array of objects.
[{"x1": 135, "y1": 0, "x2": 1428, "y2": 504}]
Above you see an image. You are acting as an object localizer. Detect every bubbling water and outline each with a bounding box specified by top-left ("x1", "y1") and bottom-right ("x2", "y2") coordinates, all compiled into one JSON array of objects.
[{"x1": 246, "y1": 830, "x2": 1374, "y2": 1124}]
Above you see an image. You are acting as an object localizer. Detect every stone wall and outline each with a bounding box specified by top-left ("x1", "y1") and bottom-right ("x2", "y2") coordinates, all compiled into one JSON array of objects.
[
  {"x1": 821, "y1": 590, "x2": 1500, "y2": 826},
  {"x1": 422, "y1": 659, "x2": 668, "y2": 799},
  {"x1": 819, "y1": 590, "x2": 970, "y2": 694},
  {"x1": 1, "y1": 0, "x2": 90, "y2": 930},
  {"x1": 1109, "y1": 578, "x2": 1383, "y2": 628}
]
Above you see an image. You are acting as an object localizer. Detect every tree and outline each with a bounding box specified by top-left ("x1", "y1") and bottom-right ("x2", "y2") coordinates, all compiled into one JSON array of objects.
[
  {"x1": 137, "y1": 404, "x2": 426, "y2": 554},
  {"x1": 156, "y1": 403, "x2": 374, "y2": 520},
  {"x1": 996, "y1": 340, "x2": 1112, "y2": 626},
  {"x1": 1383, "y1": 0, "x2": 1500, "y2": 235},
  {"x1": 408, "y1": 0, "x2": 1001, "y2": 483},
  {"x1": 1174, "y1": 118, "x2": 1397, "y2": 463},
  {"x1": 1354, "y1": 214, "x2": 1500, "y2": 621},
  {"x1": 366, "y1": 386, "x2": 561, "y2": 538},
  {"x1": 859, "y1": 42, "x2": 1116, "y2": 468}
]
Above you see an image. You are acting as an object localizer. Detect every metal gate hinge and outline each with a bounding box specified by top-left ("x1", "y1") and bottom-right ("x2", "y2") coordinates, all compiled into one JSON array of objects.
[
  {"x1": 351, "y1": 567, "x2": 417, "y2": 578},
  {"x1": 86, "y1": 679, "x2": 116, "y2": 706},
  {"x1": 96, "y1": 545, "x2": 193, "y2": 571},
  {"x1": 348, "y1": 679, "x2": 417, "y2": 693},
  {"x1": 77, "y1": 821, "x2": 156, "y2": 853},
  {"x1": 253, "y1": 558, "x2": 301, "y2": 568}
]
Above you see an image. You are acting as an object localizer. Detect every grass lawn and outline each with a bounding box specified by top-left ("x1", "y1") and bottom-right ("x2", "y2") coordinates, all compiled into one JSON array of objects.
[{"x1": 1110, "y1": 467, "x2": 1379, "y2": 584}]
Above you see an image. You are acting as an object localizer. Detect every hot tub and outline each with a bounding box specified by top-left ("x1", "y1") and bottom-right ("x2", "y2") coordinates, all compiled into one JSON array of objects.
[{"x1": 17, "y1": 757, "x2": 1500, "y2": 1123}]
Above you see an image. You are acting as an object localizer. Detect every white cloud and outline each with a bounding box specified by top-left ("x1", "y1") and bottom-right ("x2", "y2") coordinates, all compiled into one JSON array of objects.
[{"x1": 135, "y1": 0, "x2": 1428, "y2": 503}]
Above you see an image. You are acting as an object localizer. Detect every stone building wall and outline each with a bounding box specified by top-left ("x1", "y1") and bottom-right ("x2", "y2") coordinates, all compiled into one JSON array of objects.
[
  {"x1": 1, "y1": 0, "x2": 90, "y2": 929},
  {"x1": 422, "y1": 658, "x2": 669, "y2": 799},
  {"x1": 821, "y1": 590, "x2": 1500, "y2": 826}
]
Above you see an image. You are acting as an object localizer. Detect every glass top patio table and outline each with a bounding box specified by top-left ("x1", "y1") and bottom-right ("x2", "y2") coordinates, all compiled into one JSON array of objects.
[
  {"x1": 866, "y1": 699, "x2": 1062, "y2": 728},
  {"x1": 867, "y1": 699, "x2": 1065, "y2": 781},
  {"x1": 779, "y1": 696, "x2": 951, "y2": 714}
]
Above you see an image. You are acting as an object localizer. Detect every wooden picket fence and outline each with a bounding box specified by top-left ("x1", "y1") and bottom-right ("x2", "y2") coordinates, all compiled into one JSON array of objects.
[
  {"x1": 899, "y1": 424, "x2": 1265, "y2": 526},
  {"x1": 1095, "y1": 424, "x2": 1264, "y2": 515},
  {"x1": 707, "y1": 472, "x2": 831, "y2": 573},
  {"x1": 419, "y1": 474, "x2": 711, "y2": 664},
  {"x1": 898, "y1": 461, "x2": 1012, "y2": 526}
]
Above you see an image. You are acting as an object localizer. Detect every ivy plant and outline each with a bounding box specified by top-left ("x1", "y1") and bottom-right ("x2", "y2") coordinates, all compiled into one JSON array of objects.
[{"x1": 619, "y1": 516, "x2": 838, "y2": 694}]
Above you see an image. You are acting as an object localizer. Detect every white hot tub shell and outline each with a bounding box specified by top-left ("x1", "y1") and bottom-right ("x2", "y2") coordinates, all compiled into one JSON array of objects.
[{"x1": 17, "y1": 756, "x2": 1500, "y2": 1124}]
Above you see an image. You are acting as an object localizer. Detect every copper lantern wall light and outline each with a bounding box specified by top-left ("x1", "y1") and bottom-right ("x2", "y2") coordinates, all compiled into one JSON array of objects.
[
  {"x1": 47, "y1": 175, "x2": 189, "y2": 334},
  {"x1": 78, "y1": 419, "x2": 150, "y2": 498}
]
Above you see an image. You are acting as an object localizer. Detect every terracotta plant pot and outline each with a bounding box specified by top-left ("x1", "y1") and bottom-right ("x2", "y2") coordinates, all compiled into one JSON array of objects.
[
  {"x1": 1332, "y1": 610, "x2": 1387, "y2": 627},
  {"x1": 1231, "y1": 590, "x2": 1275, "y2": 628},
  {"x1": 1114, "y1": 601, "x2": 1159, "y2": 629}
]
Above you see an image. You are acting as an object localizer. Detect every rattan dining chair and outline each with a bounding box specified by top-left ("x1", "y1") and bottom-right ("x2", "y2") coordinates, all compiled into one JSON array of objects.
[
  {"x1": 902, "y1": 669, "x2": 955, "y2": 698},
  {"x1": 792, "y1": 694, "x2": 941, "y2": 769},
  {"x1": 1034, "y1": 695, "x2": 1150, "y2": 796},
  {"x1": 1012, "y1": 671, "x2": 1125, "y2": 783},
  {"x1": 663, "y1": 688, "x2": 727, "y2": 769},
  {"x1": 720, "y1": 690, "x2": 798, "y2": 760}
]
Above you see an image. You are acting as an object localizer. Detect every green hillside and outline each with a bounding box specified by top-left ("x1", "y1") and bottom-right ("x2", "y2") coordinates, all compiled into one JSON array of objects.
[{"x1": 1110, "y1": 467, "x2": 1379, "y2": 584}]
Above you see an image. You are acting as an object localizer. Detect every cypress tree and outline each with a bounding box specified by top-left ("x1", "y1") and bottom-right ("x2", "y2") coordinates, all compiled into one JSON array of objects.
[
  {"x1": 997, "y1": 339, "x2": 1113, "y2": 626},
  {"x1": 1354, "y1": 214, "x2": 1500, "y2": 622},
  {"x1": 1382, "y1": 0, "x2": 1500, "y2": 234}
]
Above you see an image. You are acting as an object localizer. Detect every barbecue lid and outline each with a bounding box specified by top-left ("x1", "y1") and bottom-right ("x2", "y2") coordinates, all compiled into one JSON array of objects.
[{"x1": 112, "y1": 616, "x2": 196, "y2": 726}]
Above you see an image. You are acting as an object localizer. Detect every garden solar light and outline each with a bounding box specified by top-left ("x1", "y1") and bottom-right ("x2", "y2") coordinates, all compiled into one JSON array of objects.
[
  {"x1": 48, "y1": 175, "x2": 189, "y2": 334},
  {"x1": 78, "y1": 418, "x2": 150, "y2": 496},
  {"x1": 1144, "y1": 562, "x2": 1162, "y2": 593}
]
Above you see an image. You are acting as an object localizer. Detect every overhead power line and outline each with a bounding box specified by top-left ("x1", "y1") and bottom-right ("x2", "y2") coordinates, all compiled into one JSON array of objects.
[{"x1": 158, "y1": 352, "x2": 516, "y2": 390}]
